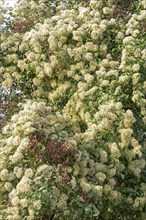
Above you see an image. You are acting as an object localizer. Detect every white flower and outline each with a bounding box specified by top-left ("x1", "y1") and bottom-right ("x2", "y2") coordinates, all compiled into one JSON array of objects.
[
  {"x1": 2, "y1": 78, "x2": 13, "y2": 88},
  {"x1": 91, "y1": 29, "x2": 102, "y2": 40},
  {"x1": 10, "y1": 152, "x2": 23, "y2": 164},
  {"x1": 86, "y1": 86, "x2": 97, "y2": 96},
  {"x1": 79, "y1": 91, "x2": 86, "y2": 100},
  {"x1": 132, "y1": 29, "x2": 140, "y2": 37},
  {"x1": 95, "y1": 172, "x2": 106, "y2": 182},
  {"x1": 101, "y1": 80, "x2": 109, "y2": 87},
  {"x1": 78, "y1": 6, "x2": 88, "y2": 18},
  {"x1": 28, "y1": 208, "x2": 35, "y2": 217},
  {"x1": 36, "y1": 164, "x2": 51, "y2": 174},
  {"x1": 24, "y1": 169, "x2": 34, "y2": 178},
  {"x1": 2, "y1": 125, "x2": 10, "y2": 134},
  {"x1": 118, "y1": 75, "x2": 129, "y2": 84},
  {"x1": 20, "y1": 198, "x2": 28, "y2": 208},
  {"x1": 123, "y1": 36, "x2": 134, "y2": 44},
  {"x1": 80, "y1": 179, "x2": 91, "y2": 192},
  {"x1": 44, "y1": 63, "x2": 53, "y2": 76},
  {"x1": 117, "y1": 32, "x2": 124, "y2": 40},
  {"x1": 7, "y1": 215, "x2": 21, "y2": 220},
  {"x1": 84, "y1": 74, "x2": 94, "y2": 82},
  {"x1": 132, "y1": 73, "x2": 140, "y2": 85},
  {"x1": 16, "y1": 183, "x2": 31, "y2": 193},
  {"x1": 33, "y1": 200, "x2": 42, "y2": 210},
  {"x1": 4, "y1": 182, "x2": 13, "y2": 191},
  {"x1": 84, "y1": 53, "x2": 93, "y2": 61},
  {"x1": 109, "y1": 168, "x2": 117, "y2": 177},
  {"x1": 0, "y1": 169, "x2": 9, "y2": 181},
  {"x1": 11, "y1": 196, "x2": 20, "y2": 206},
  {"x1": 9, "y1": 189, "x2": 18, "y2": 199},
  {"x1": 124, "y1": 110, "x2": 136, "y2": 127},
  {"x1": 103, "y1": 7, "x2": 112, "y2": 15},
  {"x1": 93, "y1": 185, "x2": 103, "y2": 196},
  {"x1": 33, "y1": 78, "x2": 41, "y2": 86},
  {"x1": 71, "y1": 177, "x2": 77, "y2": 189},
  {"x1": 132, "y1": 64, "x2": 140, "y2": 72},
  {"x1": 15, "y1": 168, "x2": 23, "y2": 179},
  {"x1": 12, "y1": 136, "x2": 21, "y2": 147},
  {"x1": 119, "y1": 128, "x2": 133, "y2": 148}
]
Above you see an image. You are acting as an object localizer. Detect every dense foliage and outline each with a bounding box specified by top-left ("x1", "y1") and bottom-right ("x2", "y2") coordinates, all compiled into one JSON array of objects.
[{"x1": 0, "y1": 0, "x2": 146, "y2": 219}]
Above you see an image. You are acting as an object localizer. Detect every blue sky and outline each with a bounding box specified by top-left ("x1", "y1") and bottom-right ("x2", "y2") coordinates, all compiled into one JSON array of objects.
[{"x1": 5, "y1": 0, "x2": 17, "y2": 7}]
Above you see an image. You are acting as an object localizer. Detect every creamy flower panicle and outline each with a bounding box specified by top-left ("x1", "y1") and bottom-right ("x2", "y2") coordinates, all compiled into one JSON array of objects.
[{"x1": 0, "y1": 0, "x2": 146, "y2": 219}]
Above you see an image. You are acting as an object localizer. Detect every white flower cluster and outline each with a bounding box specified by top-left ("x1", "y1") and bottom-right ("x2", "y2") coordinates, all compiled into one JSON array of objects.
[
  {"x1": 0, "y1": 101, "x2": 55, "y2": 219},
  {"x1": 0, "y1": 100, "x2": 77, "y2": 219},
  {"x1": 0, "y1": 0, "x2": 146, "y2": 219}
]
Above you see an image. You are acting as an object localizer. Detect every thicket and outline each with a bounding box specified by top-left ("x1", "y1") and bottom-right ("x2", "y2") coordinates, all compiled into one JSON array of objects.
[{"x1": 0, "y1": 0, "x2": 146, "y2": 219}]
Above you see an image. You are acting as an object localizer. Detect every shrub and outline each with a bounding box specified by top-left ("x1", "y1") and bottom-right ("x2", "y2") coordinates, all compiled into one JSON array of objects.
[{"x1": 0, "y1": 0, "x2": 146, "y2": 219}]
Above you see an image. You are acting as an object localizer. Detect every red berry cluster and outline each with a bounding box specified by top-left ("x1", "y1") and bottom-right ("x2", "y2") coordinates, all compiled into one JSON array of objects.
[
  {"x1": 46, "y1": 141, "x2": 76, "y2": 165},
  {"x1": 13, "y1": 20, "x2": 33, "y2": 33},
  {"x1": 29, "y1": 130, "x2": 76, "y2": 185},
  {"x1": 40, "y1": 40, "x2": 52, "y2": 60},
  {"x1": 29, "y1": 131, "x2": 76, "y2": 165},
  {"x1": 52, "y1": 168, "x2": 70, "y2": 186},
  {"x1": 7, "y1": 198, "x2": 12, "y2": 207}
]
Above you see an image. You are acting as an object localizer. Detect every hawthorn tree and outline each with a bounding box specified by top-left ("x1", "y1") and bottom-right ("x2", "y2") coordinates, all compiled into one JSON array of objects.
[{"x1": 0, "y1": 0, "x2": 146, "y2": 219}]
